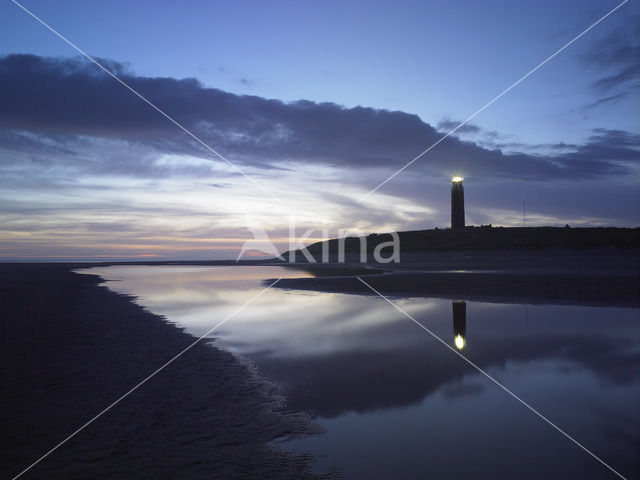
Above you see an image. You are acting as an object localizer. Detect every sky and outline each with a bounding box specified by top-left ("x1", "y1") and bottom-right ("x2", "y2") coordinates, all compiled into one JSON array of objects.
[{"x1": 0, "y1": 0, "x2": 638, "y2": 260}]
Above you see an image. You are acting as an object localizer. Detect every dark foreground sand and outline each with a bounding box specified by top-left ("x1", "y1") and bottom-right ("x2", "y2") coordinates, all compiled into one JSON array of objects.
[{"x1": 0, "y1": 264, "x2": 333, "y2": 480}]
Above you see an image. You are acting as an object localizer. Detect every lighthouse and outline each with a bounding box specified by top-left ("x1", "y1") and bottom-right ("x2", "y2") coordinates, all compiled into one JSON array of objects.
[{"x1": 451, "y1": 174, "x2": 465, "y2": 229}]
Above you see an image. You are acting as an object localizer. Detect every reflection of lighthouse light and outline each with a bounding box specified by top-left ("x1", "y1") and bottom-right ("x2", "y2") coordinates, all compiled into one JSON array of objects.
[{"x1": 454, "y1": 334, "x2": 466, "y2": 349}]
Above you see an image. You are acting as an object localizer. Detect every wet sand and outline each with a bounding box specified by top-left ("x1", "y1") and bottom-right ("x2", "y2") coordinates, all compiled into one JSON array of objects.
[
  {"x1": 276, "y1": 250, "x2": 640, "y2": 307},
  {"x1": 0, "y1": 264, "x2": 332, "y2": 480}
]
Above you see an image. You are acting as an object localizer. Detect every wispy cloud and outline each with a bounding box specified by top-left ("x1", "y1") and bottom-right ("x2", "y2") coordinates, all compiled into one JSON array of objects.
[{"x1": 582, "y1": 14, "x2": 640, "y2": 108}]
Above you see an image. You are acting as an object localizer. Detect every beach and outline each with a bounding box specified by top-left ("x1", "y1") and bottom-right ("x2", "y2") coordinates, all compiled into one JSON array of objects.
[
  {"x1": 1, "y1": 250, "x2": 638, "y2": 479},
  {"x1": 0, "y1": 264, "x2": 331, "y2": 480}
]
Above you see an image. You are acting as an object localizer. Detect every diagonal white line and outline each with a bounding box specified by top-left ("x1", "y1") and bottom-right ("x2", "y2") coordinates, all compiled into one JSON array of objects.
[
  {"x1": 356, "y1": 276, "x2": 628, "y2": 480},
  {"x1": 11, "y1": 0, "x2": 281, "y2": 203},
  {"x1": 11, "y1": 277, "x2": 282, "y2": 480},
  {"x1": 357, "y1": 0, "x2": 629, "y2": 204}
]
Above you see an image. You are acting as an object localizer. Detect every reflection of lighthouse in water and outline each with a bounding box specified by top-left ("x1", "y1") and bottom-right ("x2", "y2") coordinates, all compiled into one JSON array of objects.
[{"x1": 452, "y1": 300, "x2": 466, "y2": 349}]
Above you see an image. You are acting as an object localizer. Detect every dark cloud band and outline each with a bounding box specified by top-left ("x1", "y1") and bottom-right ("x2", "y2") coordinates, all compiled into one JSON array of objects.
[{"x1": 1, "y1": 54, "x2": 638, "y2": 181}]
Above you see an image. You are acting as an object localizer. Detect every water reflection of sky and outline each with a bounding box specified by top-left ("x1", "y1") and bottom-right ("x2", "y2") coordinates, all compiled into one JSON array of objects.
[{"x1": 80, "y1": 265, "x2": 639, "y2": 480}]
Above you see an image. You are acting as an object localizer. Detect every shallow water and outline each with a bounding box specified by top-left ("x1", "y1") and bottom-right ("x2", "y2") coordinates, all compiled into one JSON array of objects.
[{"x1": 80, "y1": 265, "x2": 639, "y2": 479}]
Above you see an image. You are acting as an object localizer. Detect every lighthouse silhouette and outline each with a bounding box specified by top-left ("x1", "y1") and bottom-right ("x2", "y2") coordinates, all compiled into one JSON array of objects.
[{"x1": 451, "y1": 174, "x2": 465, "y2": 229}]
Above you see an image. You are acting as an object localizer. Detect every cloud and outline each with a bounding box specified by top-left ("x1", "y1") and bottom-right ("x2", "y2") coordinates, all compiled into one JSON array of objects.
[
  {"x1": 583, "y1": 91, "x2": 632, "y2": 110},
  {"x1": 592, "y1": 64, "x2": 638, "y2": 92},
  {"x1": 583, "y1": 14, "x2": 639, "y2": 71},
  {"x1": 582, "y1": 14, "x2": 640, "y2": 107},
  {"x1": 436, "y1": 118, "x2": 481, "y2": 135},
  {"x1": 235, "y1": 77, "x2": 256, "y2": 86},
  {"x1": 0, "y1": 53, "x2": 638, "y2": 185}
]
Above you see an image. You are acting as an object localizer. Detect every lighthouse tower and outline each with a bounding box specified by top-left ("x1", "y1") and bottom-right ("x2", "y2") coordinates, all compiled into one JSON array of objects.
[{"x1": 451, "y1": 174, "x2": 465, "y2": 229}]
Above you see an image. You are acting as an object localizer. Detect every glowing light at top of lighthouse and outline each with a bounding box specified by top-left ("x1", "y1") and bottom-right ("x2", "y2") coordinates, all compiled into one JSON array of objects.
[{"x1": 452, "y1": 175, "x2": 464, "y2": 183}]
